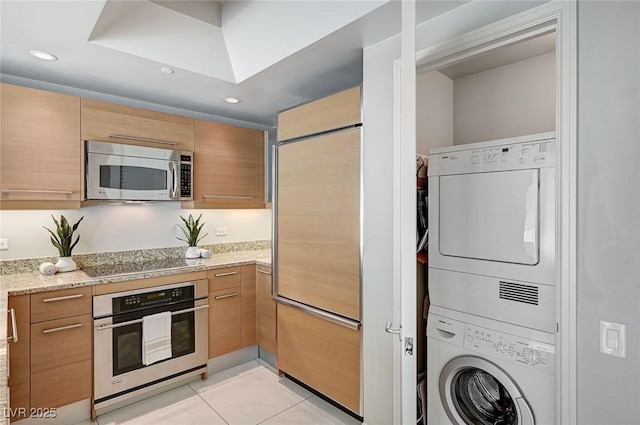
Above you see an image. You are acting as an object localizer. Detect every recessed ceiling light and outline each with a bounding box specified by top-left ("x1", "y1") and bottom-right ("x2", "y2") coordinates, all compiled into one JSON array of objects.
[
  {"x1": 224, "y1": 97, "x2": 241, "y2": 104},
  {"x1": 160, "y1": 67, "x2": 174, "y2": 74},
  {"x1": 29, "y1": 50, "x2": 57, "y2": 61}
]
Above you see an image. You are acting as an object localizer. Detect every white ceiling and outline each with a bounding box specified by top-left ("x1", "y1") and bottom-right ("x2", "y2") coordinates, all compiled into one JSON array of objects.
[{"x1": 0, "y1": 0, "x2": 470, "y2": 128}]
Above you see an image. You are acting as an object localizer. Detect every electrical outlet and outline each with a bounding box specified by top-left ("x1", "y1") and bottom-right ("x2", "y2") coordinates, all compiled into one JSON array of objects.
[
  {"x1": 215, "y1": 227, "x2": 228, "y2": 236},
  {"x1": 0, "y1": 238, "x2": 8, "y2": 250}
]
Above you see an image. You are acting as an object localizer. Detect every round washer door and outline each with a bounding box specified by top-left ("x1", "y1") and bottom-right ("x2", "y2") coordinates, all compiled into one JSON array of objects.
[{"x1": 439, "y1": 356, "x2": 535, "y2": 425}]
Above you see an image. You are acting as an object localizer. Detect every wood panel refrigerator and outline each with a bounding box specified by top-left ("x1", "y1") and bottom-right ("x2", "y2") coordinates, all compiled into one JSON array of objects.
[{"x1": 274, "y1": 86, "x2": 362, "y2": 417}]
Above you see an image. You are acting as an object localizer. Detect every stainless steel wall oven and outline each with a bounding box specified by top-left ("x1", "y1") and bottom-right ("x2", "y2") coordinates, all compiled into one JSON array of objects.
[{"x1": 93, "y1": 279, "x2": 208, "y2": 412}]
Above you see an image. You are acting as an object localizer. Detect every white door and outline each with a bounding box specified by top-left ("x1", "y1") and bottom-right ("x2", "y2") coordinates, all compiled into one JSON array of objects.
[{"x1": 390, "y1": 1, "x2": 418, "y2": 423}]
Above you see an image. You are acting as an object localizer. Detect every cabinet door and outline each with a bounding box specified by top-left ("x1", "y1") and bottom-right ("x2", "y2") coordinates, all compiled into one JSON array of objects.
[
  {"x1": 7, "y1": 295, "x2": 30, "y2": 419},
  {"x1": 81, "y1": 98, "x2": 195, "y2": 152},
  {"x1": 208, "y1": 287, "x2": 242, "y2": 358},
  {"x1": 277, "y1": 86, "x2": 361, "y2": 142},
  {"x1": 241, "y1": 265, "x2": 256, "y2": 347},
  {"x1": 30, "y1": 314, "x2": 92, "y2": 409},
  {"x1": 0, "y1": 83, "x2": 81, "y2": 208},
  {"x1": 256, "y1": 266, "x2": 276, "y2": 354},
  {"x1": 276, "y1": 127, "x2": 361, "y2": 320},
  {"x1": 192, "y1": 120, "x2": 265, "y2": 208},
  {"x1": 277, "y1": 304, "x2": 361, "y2": 414}
]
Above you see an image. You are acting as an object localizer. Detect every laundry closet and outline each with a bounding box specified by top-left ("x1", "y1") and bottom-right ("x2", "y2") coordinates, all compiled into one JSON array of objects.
[{"x1": 416, "y1": 31, "x2": 557, "y2": 425}]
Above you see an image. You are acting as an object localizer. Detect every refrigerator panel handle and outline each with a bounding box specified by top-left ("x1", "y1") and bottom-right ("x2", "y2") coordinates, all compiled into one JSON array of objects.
[{"x1": 274, "y1": 296, "x2": 360, "y2": 330}]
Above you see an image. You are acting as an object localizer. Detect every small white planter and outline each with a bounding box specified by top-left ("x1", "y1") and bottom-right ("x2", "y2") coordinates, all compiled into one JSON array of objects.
[
  {"x1": 55, "y1": 256, "x2": 77, "y2": 272},
  {"x1": 185, "y1": 246, "x2": 201, "y2": 259}
]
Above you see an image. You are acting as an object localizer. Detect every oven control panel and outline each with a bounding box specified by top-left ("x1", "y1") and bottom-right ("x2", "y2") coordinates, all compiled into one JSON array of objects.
[
  {"x1": 113, "y1": 285, "x2": 195, "y2": 313},
  {"x1": 428, "y1": 133, "x2": 556, "y2": 176},
  {"x1": 463, "y1": 323, "x2": 555, "y2": 374}
]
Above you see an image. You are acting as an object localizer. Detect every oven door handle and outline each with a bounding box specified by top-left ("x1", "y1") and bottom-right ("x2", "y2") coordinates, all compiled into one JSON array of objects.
[{"x1": 95, "y1": 304, "x2": 209, "y2": 331}]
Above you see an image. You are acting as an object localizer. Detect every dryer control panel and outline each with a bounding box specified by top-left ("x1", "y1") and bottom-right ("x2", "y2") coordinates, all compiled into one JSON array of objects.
[
  {"x1": 463, "y1": 323, "x2": 555, "y2": 374},
  {"x1": 428, "y1": 132, "x2": 556, "y2": 176}
]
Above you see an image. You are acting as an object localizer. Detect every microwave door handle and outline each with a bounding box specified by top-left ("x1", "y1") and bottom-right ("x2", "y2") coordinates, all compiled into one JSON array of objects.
[{"x1": 169, "y1": 162, "x2": 179, "y2": 199}]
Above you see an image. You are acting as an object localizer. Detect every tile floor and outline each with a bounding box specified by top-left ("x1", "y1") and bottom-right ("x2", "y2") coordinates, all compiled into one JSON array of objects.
[{"x1": 76, "y1": 361, "x2": 361, "y2": 425}]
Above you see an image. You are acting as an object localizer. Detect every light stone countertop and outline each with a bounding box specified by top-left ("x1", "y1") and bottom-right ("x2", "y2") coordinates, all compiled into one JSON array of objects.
[{"x1": 0, "y1": 248, "x2": 271, "y2": 424}]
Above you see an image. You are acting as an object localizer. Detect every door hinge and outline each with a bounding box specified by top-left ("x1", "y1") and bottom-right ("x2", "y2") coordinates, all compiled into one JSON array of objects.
[{"x1": 405, "y1": 337, "x2": 414, "y2": 356}]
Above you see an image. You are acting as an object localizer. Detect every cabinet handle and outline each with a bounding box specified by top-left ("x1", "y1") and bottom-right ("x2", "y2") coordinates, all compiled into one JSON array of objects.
[
  {"x1": 108, "y1": 134, "x2": 179, "y2": 146},
  {"x1": 42, "y1": 323, "x2": 83, "y2": 334},
  {"x1": 257, "y1": 269, "x2": 272, "y2": 275},
  {"x1": 42, "y1": 293, "x2": 84, "y2": 303},
  {"x1": 1, "y1": 189, "x2": 73, "y2": 195},
  {"x1": 214, "y1": 292, "x2": 239, "y2": 300},
  {"x1": 274, "y1": 296, "x2": 361, "y2": 330},
  {"x1": 214, "y1": 271, "x2": 238, "y2": 277},
  {"x1": 7, "y1": 308, "x2": 18, "y2": 343},
  {"x1": 203, "y1": 195, "x2": 253, "y2": 200}
]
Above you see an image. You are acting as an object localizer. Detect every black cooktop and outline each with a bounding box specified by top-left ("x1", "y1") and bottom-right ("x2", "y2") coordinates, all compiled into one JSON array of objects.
[{"x1": 82, "y1": 257, "x2": 195, "y2": 278}]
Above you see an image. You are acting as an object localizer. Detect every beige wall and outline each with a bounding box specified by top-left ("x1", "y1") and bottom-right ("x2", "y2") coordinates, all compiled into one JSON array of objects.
[
  {"x1": 416, "y1": 70, "x2": 453, "y2": 155},
  {"x1": 453, "y1": 52, "x2": 556, "y2": 145}
]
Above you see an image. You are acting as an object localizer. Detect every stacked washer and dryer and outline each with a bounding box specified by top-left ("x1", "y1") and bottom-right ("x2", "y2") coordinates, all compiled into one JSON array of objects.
[{"x1": 426, "y1": 132, "x2": 557, "y2": 425}]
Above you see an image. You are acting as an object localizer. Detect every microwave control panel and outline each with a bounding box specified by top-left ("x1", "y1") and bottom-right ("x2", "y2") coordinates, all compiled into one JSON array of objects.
[{"x1": 180, "y1": 154, "x2": 193, "y2": 198}]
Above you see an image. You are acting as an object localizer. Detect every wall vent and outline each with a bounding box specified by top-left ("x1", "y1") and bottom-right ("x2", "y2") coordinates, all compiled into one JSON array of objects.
[{"x1": 499, "y1": 281, "x2": 539, "y2": 305}]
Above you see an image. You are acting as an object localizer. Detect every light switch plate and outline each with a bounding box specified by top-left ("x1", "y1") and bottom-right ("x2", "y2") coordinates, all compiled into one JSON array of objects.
[
  {"x1": 0, "y1": 238, "x2": 8, "y2": 250},
  {"x1": 600, "y1": 320, "x2": 626, "y2": 358},
  {"x1": 215, "y1": 227, "x2": 228, "y2": 236}
]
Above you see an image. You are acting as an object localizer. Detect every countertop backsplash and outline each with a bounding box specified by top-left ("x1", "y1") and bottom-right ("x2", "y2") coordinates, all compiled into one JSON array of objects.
[{"x1": 0, "y1": 240, "x2": 271, "y2": 276}]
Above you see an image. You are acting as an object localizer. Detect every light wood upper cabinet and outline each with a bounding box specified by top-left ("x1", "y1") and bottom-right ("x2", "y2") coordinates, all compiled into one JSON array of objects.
[
  {"x1": 277, "y1": 86, "x2": 361, "y2": 142},
  {"x1": 184, "y1": 120, "x2": 266, "y2": 209},
  {"x1": 256, "y1": 266, "x2": 276, "y2": 354},
  {"x1": 0, "y1": 83, "x2": 81, "y2": 209},
  {"x1": 7, "y1": 295, "x2": 30, "y2": 422},
  {"x1": 81, "y1": 98, "x2": 195, "y2": 152}
]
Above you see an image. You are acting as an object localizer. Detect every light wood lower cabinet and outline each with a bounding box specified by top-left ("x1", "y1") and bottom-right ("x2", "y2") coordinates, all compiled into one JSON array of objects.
[
  {"x1": 7, "y1": 295, "x2": 30, "y2": 422},
  {"x1": 277, "y1": 303, "x2": 361, "y2": 414},
  {"x1": 241, "y1": 265, "x2": 257, "y2": 347},
  {"x1": 30, "y1": 314, "x2": 92, "y2": 409},
  {"x1": 256, "y1": 266, "x2": 276, "y2": 354},
  {"x1": 208, "y1": 287, "x2": 242, "y2": 358}
]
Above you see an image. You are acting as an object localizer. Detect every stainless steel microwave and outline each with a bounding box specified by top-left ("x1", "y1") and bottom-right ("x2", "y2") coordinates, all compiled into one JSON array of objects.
[{"x1": 85, "y1": 140, "x2": 193, "y2": 201}]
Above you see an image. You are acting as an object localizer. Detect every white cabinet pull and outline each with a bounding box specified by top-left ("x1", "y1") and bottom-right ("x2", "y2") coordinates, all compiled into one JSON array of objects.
[
  {"x1": 214, "y1": 271, "x2": 238, "y2": 277},
  {"x1": 257, "y1": 269, "x2": 272, "y2": 275},
  {"x1": 42, "y1": 323, "x2": 83, "y2": 334},
  {"x1": 42, "y1": 294, "x2": 84, "y2": 303},
  {"x1": 108, "y1": 134, "x2": 178, "y2": 146},
  {"x1": 214, "y1": 292, "x2": 239, "y2": 300},
  {"x1": 7, "y1": 308, "x2": 18, "y2": 343}
]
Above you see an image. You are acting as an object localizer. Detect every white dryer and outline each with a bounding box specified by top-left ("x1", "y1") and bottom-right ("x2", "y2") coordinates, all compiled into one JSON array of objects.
[
  {"x1": 427, "y1": 306, "x2": 555, "y2": 425},
  {"x1": 427, "y1": 132, "x2": 557, "y2": 333}
]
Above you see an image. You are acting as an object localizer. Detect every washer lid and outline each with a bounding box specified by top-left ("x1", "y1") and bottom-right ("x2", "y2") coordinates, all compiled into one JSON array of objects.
[{"x1": 440, "y1": 356, "x2": 535, "y2": 425}]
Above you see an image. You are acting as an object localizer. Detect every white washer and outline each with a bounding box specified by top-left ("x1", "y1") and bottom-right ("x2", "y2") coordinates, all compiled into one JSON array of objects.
[{"x1": 427, "y1": 306, "x2": 555, "y2": 425}]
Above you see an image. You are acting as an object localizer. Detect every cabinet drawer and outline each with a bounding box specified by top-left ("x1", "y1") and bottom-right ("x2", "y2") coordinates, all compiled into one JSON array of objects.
[
  {"x1": 81, "y1": 98, "x2": 195, "y2": 152},
  {"x1": 208, "y1": 267, "x2": 242, "y2": 291},
  {"x1": 277, "y1": 303, "x2": 361, "y2": 414},
  {"x1": 30, "y1": 314, "x2": 92, "y2": 408},
  {"x1": 30, "y1": 287, "x2": 92, "y2": 323},
  {"x1": 277, "y1": 86, "x2": 361, "y2": 142},
  {"x1": 209, "y1": 288, "x2": 242, "y2": 358}
]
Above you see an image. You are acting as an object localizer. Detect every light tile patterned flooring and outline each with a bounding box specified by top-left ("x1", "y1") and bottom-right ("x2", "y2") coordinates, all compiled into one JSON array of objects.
[{"x1": 76, "y1": 361, "x2": 361, "y2": 425}]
